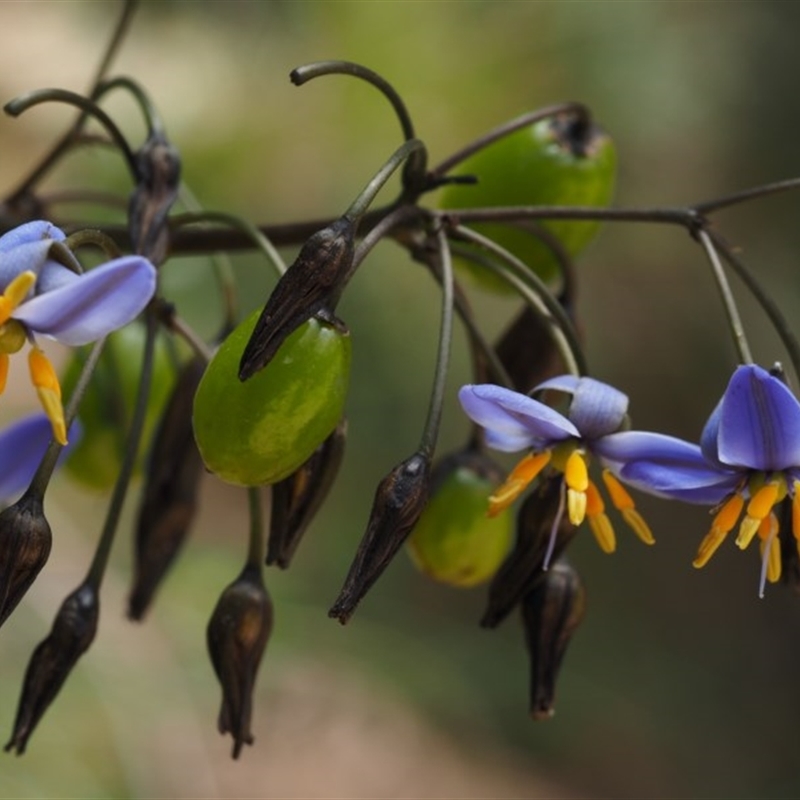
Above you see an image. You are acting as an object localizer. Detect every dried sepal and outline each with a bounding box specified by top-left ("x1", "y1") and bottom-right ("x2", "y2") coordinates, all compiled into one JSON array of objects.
[{"x1": 329, "y1": 451, "x2": 431, "y2": 624}]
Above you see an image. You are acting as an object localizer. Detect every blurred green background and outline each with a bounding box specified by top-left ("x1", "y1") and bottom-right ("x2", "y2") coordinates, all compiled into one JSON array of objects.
[{"x1": 1, "y1": 1, "x2": 800, "y2": 797}]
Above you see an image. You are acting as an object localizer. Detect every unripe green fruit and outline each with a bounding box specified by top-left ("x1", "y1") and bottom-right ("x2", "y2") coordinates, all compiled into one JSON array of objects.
[
  {"x1": 62, "y1": 324, "x2": 176, "y2": 491},
  {"x1": 192, "y1": 313, "x2": 351, "y2": 487},
  {"x1": 438, "y1": 113, "x2": 616, "y2": 291},
  {"x1": 408, "y1": 465, "x2": 513, "y2": 588}
]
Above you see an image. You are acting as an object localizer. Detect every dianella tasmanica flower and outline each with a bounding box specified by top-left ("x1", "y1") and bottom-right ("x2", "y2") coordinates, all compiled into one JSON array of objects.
[
  {"x1": 459, "y1": 376, "x2": 654, "y2": 565},
  {"x1": 0, "y1": 221, "x2": 156, "y2": 444},
  {"x1": 603, "y1": 364, "x2": 800, "y2": 594}
]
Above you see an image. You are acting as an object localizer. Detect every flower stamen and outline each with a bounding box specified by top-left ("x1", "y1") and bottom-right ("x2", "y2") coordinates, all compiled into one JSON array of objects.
[
  {"x1": 488, "y1": 451, "x2": 551, "y2": 517},
  {"x1": 601, "y1": 469, "x2": 655, "y2": 545},
  {"x1": 0, "y1": 271, "x2": 36, "y2": 326},
  {"x1": 693, "y1": 493, "x2": 744, "y2": 568},
  {"x1": 757, "y1": 512, "x2": 781, "y2": 597},
  {"x1": 737, "y1": 481, "x2": 781, "y2": 550},
  {"x1": 28, "y1": 348, "x2": 66, "y2": 445},
  {"x1": 564, "y1": 450, "x2": 588, "y2": 526},
  {"x1": 585, "y1": 479, "x2": 616, "y2": 553}
]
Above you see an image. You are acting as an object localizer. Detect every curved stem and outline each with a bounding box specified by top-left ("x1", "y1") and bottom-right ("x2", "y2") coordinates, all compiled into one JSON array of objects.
[
  {"x1": 693, "y1": 177, "x2": 800, "y2": 215},
  {"x1": 345, "y1": 138, "x2": 425, "y2": 223},
  {"x1": 85, "y1": 307, "x2": 158, "y2": 590},
  {"x1": 3, "y1": 0, "x2": 138, "y2": 203},
  {"x1": 419, "y1": 228, "x2": 455, "y2": 457},
  {"x1": 4, "y1": 89, "x2": 138, "y2": 180},
  {"x1": 448, "y1": 222, "x2": 586, "y2": 378},
  {"x1": 695, "y1": 228, "x2": 753, "y2": 365},
  {"x1": 431, "y1": 102, "x2": 590, "y2": 177},
  {"x1": 291, "y1": 60, "x2": 416, "y2": 143},
  {"x1": 64, "y1": 228, "x2": 125, "y2": 260},
  {"x1": 94, "y1": 75, "x2": 165, "y2": 137},
  {"x1": 705, "y1": 228, "x2": 800, "y2": 379}
]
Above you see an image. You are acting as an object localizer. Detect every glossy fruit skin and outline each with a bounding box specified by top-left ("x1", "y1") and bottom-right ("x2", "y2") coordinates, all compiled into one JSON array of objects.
[
  {"x1": 438, "y1": 114, "x2": 617, "y2": 291},
  {"x1": 62, "y1": 324, "x2": 176, "y2": 490},
  {"x1": 192, "y1": 313, "x2": 351, "y2": 487},
  {"x1": 407, "y1": 464, "x2": 513, "y2": 588}
]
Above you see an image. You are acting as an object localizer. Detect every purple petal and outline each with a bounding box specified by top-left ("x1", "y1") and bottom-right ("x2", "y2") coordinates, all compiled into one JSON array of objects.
[
  {"x1": 14, "y1": 256, "x2": 157, "y2": 345},
  {"x1": 0, "y1": 221, "x2": 68, "y2": 291},
  {"x1": 715, "y1": 365, "x2": 800, "y2": 471},
  {"x1": 0, "y1": 221, "x2": 65, "y2": 252},
  {"x1": 596, "y1": 430, "x2": 741, "y2": 504},
  {"x1": 0, "y1": 414, "x2": 80, "y2": 506},
  {"x1": 541, "y1": 376, "x2": 629, "y2": 440},
  {"x1": 458, "y1": 384, "x2": 578, "y2": 452}
]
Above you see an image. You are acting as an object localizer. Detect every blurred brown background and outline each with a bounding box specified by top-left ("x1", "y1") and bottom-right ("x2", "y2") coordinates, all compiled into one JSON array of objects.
[{"x1": 1, "y1": 2, "x2": 799, "y2": 797}]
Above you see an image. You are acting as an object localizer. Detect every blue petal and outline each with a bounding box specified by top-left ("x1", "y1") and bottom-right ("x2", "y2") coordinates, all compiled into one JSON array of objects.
[
  {"x1": 715, "y1": 364, "x2": 800, "y2": 471},
  {"x1": 0, "y1": 221, "x2": 67, "y2": 291},
  {"x1": 14, "y1": 256, "x2": 157, "y2": 345},
  {"x1": 0, "y1": 414, "x2": 80, "y2": 506},
  {"x1": 458, "y1": 384, "x2": 579, "y2": 453},
  {"x1": 596, "y1": 430, "x2": 740, "y2": 504},
  {"x1": 538, "y1": 375, "x2": 628, "y2": 441}
]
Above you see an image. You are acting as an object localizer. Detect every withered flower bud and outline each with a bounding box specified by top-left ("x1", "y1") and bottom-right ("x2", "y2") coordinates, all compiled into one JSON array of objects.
[
  {"x1": 239, "y1": 217, "x2": 356, "y2": 380},
  {"x1": 521, "y1": 559, "x2": 586, "y2": 720},
  {"x1": 128, "y1": 132, "x2": 181, "y2": 263},
  {"x1": 329, "y1": 452, "x2": 431, "y2": 625},
  {"x1": 5, "y1": 581, "x2": 99, "y2": 754},
  {"x1": 207, "y1": 564, "x2": 273, "y2": 759},
  {"x1": 128, "y1": 358, "x2": 205, "y2": 621},
  {"x1": 267, "y1": 418, "x2": 347, "y2": 569},
  {"x1": 0, "y1": 492, "x2": 52, "y2": 630},
  {"x1": 481, "y1": 475, "x2": 576, "y2": 629}
]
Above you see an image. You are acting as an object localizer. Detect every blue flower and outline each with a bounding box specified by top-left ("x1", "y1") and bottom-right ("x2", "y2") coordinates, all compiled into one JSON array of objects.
[
  {"x1": 598, "y1": 364, "x2": 800, "y2": 593},
  {"x1": 0, "y1": 221, "x2": 156, "y2": 445},
  {"x1": 0, "y1": 413, "x2": 80, "y2": 507},
  {"x1": 458, "y1": 376, "x2": 655, "y2": 561}
]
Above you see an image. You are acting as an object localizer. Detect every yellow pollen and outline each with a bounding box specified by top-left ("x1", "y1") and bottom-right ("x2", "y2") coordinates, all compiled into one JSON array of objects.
[
  {"x1": 29, "y1": 347, "x2": 67, "y2": 446},
  {"x1": 487, "y1": 451, "x2": 551, "y2": 517},
  {"x1": 737, "y1": 482, "x2": 780, "y2": 550},
  {"x1": 0, "y1": 271, "x2": 36, "y2": 326}
]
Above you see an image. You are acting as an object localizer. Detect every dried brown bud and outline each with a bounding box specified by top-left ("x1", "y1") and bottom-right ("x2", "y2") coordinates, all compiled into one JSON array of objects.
[
  {"x1": 128, "y1": 358, "x2": 205, "y2": 621},
  {"x1": 239, "y1": 217, "x2": 355, "y2": 380},
  {"x1": 128, "y1": 133, "x2": 181, "y2": 263},
  {"x1": 521, "y1": 559, "x2": 586, "y2": 720},
  {"x1": 267, "y1": 418, "x2": 347, "y2": 569},
  {"x1": 481, "y1": 475, "x2": 576, "y2": 629},
  {"x1": 329, "y1": 452, "x2": 431, "y2": 624},
  {"x1": 207, "y1": 564, "x2": 273, "y2": 759},
  {"x1": 0, "y1": 492, "x2": 52, "y2": 629},
  {"x1": 5, "y1": 581, "x2": 99, "y2": 754}
]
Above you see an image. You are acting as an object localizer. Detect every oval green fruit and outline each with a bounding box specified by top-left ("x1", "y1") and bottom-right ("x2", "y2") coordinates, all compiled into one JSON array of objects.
[
  {"x1": 438, "y1": 112, "x2": 616, "y2": 292},
  {"x1": 62, "y1": 323, "x2": 176, "y2": 490},
  {"x1": 192, "y1": 313, "x2": 351, "y2": 487},
  {"x1": 407, "y1": 465, "x2": 513, "y2": 588}
]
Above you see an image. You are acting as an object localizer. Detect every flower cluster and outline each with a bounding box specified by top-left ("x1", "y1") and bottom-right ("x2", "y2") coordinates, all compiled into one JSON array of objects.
[{"x1": 460, "y1": 363, "x2": 800, "y2": 597}]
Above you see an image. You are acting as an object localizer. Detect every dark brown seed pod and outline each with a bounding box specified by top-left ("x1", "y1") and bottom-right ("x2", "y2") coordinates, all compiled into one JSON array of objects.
[
  {"x1": 128, "y1": 132, "x2": 181, "y2": 263},
  {"x1": 480, "y1": 474, "x2": 576, "y2": 629},
  {"x1": 267, "y1": 418, "x2": 347, "y2": 569},
  {"x1": 521, "y1": 559, "x2": 586, "y2": 720},
  {"x1": 128, "y1": 357, "x2": 206, "y2": 621},
  {"x1": 329, "y1": 451, "x2": 431, "y2": 625},
  {"x1": 5, "y1": 581, "x2": 99, "y2": 755},
  {"x1": 239, "y1": 217, "x2": 355, "y2": 380},
  {"x1": 206, "y1": 564, "x2": 273, "y2": 760},
  {"x1": 0, "y1": 492, "x2": 52, "y2": 630}
]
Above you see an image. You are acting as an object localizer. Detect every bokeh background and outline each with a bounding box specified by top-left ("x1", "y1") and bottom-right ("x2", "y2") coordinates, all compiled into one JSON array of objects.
[{"x1": 1, "y1": 2, "x2": 800, "y2": 798}]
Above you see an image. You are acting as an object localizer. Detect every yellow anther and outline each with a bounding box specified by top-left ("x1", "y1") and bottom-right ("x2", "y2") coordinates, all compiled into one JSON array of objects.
[
  {"x1": 587, "y1": 512, "x2": 616, "y2": 554},
  {"x1": 792, "y1": 481, "x2": 800, "y2": 542},
  {"x1": 567, "y1": 487, "x2": 587, "y2": 526},
  {"x1": 564, "y1": 450, "x2": 588, "y2": 492},
  {"x1": 0, "y1": 271, "x2": 36, "y2": 326},
  {"x1": 601, "y1": 470, "x2": 654, "y2": 544},
  {"x1": 758, "y1": 514, "x2": 782, "y2": 585},
  {"x1": 585, "y1": 480, "x2": 605, "y2": 515},
  {"x1": 487, "y1": 451, "x2": 551, "y2": 517},
  {"x1": 29, "y1": 347, "x2": 67, "y2": 445},
  {"x1": 621, "y1": 508, "x2": 656, "y2": 545},
  {"x1": 693, "y1": 494, "x2": 745, "y2": 568},
  {"x1": 693, "y1": 527, "x2": 729, "y2": 569},
  {"x1": 737, "y1": 483, "x2": 780, "y2": 549}
]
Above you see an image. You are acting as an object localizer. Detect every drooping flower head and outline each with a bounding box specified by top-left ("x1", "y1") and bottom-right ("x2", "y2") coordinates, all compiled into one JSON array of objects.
[
  {"x1": 0, "y1": 221, "x2": 157, "y2": 445},
  {"x1": 600, "y1": 364, "x2": 800, "y2": 594},
  {"x1": 459, "y1": 376, "x2": 654, "y2": 564}
]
